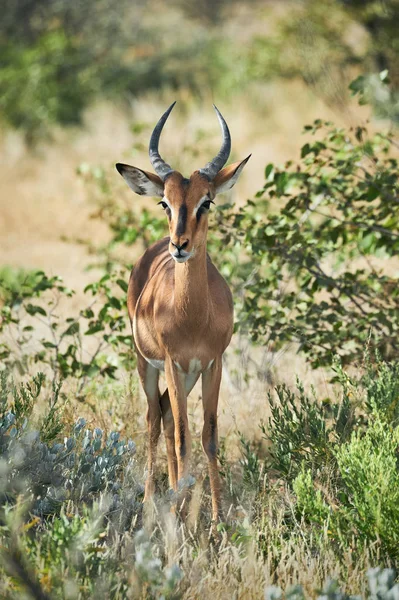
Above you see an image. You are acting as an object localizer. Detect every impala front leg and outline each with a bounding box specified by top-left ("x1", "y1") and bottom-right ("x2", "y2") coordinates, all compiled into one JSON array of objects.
[
  {"x1": 202, "y1": 357, "x2": 223, "y2": 522},
  {"x1": 137, "y1": 354, "x2": 161, "y2": 501},
  {"x1": 165, "y1": 357, "x2": 191, "y2": 493},
  {"x1": 160, "y1": 388, "x2": 178, "y2": 491}
]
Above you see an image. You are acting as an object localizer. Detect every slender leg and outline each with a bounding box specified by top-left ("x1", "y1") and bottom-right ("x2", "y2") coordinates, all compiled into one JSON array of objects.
[
  {"x1": 202, "y1": 357, "x2": 223, "y2": 522},
  {"x1": 137, "y1": 354, "x2": 161, "y2": 500},
  {"x1": 164, "y1": 357, "x2": 191, "y2": 486},
  {"x1": 160, "y1": 388, "x2": 178, "y2": 491}
]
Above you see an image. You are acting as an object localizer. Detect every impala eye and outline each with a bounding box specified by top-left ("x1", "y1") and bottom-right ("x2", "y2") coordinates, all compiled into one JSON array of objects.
[
  {"x1": 201, "y1": 200, "x2": 213, "y2": 211},
  {"x1": 196, "y1": 198, "x2": 214, "y2": 222},
  {"x1": 158, "y1": 200, "x2": 171, "y2": 218}
]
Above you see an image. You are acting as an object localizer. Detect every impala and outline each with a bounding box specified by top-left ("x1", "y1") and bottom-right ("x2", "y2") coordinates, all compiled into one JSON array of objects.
[{"x1": 116, "y1": 103, "x2": 250, "y2": 521}]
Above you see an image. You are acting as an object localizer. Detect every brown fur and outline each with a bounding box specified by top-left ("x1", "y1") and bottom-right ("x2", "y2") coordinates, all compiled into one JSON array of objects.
[{"x1": 122, "y1": 159, "x2": 249, "y2": 521}]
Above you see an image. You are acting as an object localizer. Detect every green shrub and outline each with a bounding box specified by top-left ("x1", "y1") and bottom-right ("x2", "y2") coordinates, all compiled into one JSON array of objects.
[
  {"x1": 0, "y1": 268, "x2": 134, "y2": 389},
  {"x1": 282, "y1": 359, "x2": 399, "y2": 559},
  {"x1": 362, "y1": 359, "x2": 399, "y2": 425},
  {"x1": 293, "y1": 467, "x2": 331, "y2": 528},
  {"x1": 214, "y1": 114, "x2": 399, "y2": 368},
  {"x1": 0, "y1": 372, "x2": 139, "y2": 520},
  {"x1": 336, "y1": 417, "x2": 399, "y2": 556},
  {"x1": 262, "y1": 377, "x2": 354, "y2": 481}
]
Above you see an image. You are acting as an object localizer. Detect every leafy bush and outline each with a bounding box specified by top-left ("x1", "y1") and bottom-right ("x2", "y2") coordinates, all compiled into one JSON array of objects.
[
  {"x1": 0, "y1": 31, "x2": 98, "y2": 141},
  {"x1": 0, "y1": 266, "x2": 39, "y2": 304},
  {"x1": 214, "y1": 115, "x2": 399, "y2": 368},
  {"x1": 362, "y1": 358, "x2": 399, "y2": 424},
  {"x1": 336, "y1": 417, "x2": 399, "y2": 555},
  {"x1": 260, "y1": 357, "x2": 399, "y2": 560},
  {"x1": 0, "y1": 268, "x2": 134, "y2": 390},
  {"x1": 293, "y1": 413, "x2": 399, "y2": 558},
  {"x1": 0, "y1": 372, "x2": 139, "y2": 519},
  {"x1": 0, "y1": 369, "x2": 182, "y2": 598},
  {"x1": 262, "y1": 375, "x2": 354, "y2": 482}
]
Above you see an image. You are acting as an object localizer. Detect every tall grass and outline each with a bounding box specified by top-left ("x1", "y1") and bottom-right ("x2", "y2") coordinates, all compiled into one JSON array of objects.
[{"x1": 1, "y1": 355, "x2": 399, "y2": 598}]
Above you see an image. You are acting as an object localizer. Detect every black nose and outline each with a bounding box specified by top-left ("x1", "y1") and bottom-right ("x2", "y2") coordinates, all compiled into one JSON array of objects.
[{"x1": 171, "y1": 240, "x2": 189, "y2": 252}]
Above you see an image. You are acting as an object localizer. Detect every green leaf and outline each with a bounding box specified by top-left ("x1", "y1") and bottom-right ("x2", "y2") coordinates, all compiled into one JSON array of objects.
[
  {"x1": 116, "y1": 279, "x2": 128, "y2": 293},
  {"x1": 85, "y1": 323, "x2": 104, "y2": 335},
  {"x1": 26, "y1": 304, "x2": 47, "y2": 317},
  {"x1": 63, "y1": 322, "x2": 80, "y2": 336},
  {"x1": 301, "y1": 143, "x2": 311, "y2": 158},
  {"x1": 109, "y1": 297, "x2": 122, "y2": 310},
  {"x1": 42, "y1": 341, "x2": 57, "y2": 349},
  {"x1": 265, "y1": 163, "x2": 274, "y2": 181}
]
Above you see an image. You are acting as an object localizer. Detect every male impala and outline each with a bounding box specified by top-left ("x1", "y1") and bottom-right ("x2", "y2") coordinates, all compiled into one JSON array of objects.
[{"x1": 116, "y1": 103, "x2": 250, "y2": 521}]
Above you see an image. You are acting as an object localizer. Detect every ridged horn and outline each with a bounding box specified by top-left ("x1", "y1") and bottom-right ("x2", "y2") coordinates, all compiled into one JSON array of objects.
[
  {"x1": 199, "y1": 105, "x2": 231, "y2": 181},
  {"x1": 149, "y1": 102, "x2": 176, "y2": 180}
]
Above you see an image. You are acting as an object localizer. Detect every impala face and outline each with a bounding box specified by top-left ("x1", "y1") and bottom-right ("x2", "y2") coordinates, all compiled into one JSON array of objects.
[
  {"x1": 160, "y1": 172, "x2": 214, "y2": 263},
  {"x1": 116, "y1": 101, "x2": 250, "y2": 263}
]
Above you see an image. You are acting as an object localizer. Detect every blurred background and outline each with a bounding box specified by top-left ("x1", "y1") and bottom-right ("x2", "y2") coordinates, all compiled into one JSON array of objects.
[
  {"x1": 1, "y1": 0, "x2": 398, "y2": 277},
  {"x1": 1, "y1": 0, "x2": 398, "y2": 427}
]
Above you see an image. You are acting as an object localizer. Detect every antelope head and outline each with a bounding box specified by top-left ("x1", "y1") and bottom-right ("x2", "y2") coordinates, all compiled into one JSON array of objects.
[{"x1": 116, "y1": 103, "x2": 250, "y2": 263}]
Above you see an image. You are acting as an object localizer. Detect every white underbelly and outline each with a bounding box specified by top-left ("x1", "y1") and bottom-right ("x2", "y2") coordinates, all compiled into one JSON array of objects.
[
  {"x1": 145, "y1": 358, "x2": 165, "y2": 371},
  {"x1": 142, "y1": 356, "x2": 208, "y2": 394}
]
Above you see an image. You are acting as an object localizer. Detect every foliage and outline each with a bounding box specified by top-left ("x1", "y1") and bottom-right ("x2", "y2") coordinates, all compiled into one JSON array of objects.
[
  {"x1": 213, "y1": 116, "x2": 399, "y2": 368},
  {"x1": 259, "y1": 356, "x2": 399, "y2": 560},
  {"x1": 0, "y1": 0, "x2": 148, "y2": 140},
  {"x1": 0, "y1": 266, "x2": 39, "y2": 304},
  {"x1": 0, "y1": 30, "x2": 99, "y2": 141},
  {"x1": 0, "y1": 370, "x2": 63, "y2": 443},
  {"x1": 264, "y1": 569, "x2": 399, "y2": 600},
  {"x1": 293, "y1": 413, "x2": 399, "y2": 558},
  {"x1": 0, "y1": 0, "x2": 258, "y2": 140},
  {"x1": 362, "y1": 357, "x2": 399, "y2": 424},
  {"x1": 349, "y1": 69, "x2": 399, "y2": 122},
  {"x1": 2, "y1": 0, "x2": 399, "y2": 139},
  {"x1": 247, "y1": 0, "x2": 358, "y2": 106},
  {"x1": 342, "y1": 0, "x2": 399, "y2": 89},
  {"x1": 0, "y1": 373, "x2": 139, "y2": 520},
  {"x1": 0, "y1": 370, "x2": 183, "y2": 598},
  {"x1": 336, "y1": 417, "x2": 399, "y2": 555},
  {"x1": 262, "y1": 374, "x2": 354, "y2": 482},
  {"x1": 0, "y1": 268, "x2": 134, "y2": 391},
  {"x1": 246, "y1": 0, "x2": 399, "y2": 115},
  {"x1": 2, "y1": 357, "x2": 399, "y2": 596}
]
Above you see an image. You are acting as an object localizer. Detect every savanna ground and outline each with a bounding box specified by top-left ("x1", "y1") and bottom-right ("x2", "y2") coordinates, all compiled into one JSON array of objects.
[{"x1": 1, "y1": 1, "x2": 399, "y2": 598}]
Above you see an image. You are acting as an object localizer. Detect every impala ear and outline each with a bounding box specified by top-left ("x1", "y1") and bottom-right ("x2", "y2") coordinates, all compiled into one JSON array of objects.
[
  {"x1": 116, "y1": 163, "x2": 164, "y2": 197},
  {"x1": 213, "y1": 154, "x2": 251, "y2": 195}
]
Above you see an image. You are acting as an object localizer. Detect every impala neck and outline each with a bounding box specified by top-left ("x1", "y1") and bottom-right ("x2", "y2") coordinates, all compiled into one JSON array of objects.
[{"x1": 174, "y1": 243, "x2": 209, "y2": 323}]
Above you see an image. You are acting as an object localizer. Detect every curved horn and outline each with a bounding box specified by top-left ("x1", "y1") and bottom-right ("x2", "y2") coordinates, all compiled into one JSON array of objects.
[
  {"x1": 199, "y1": 105, "x2": 231, "y2": 181},
  {"x1": 149, "y1": 102, "x2": 176, "y2": 181}
]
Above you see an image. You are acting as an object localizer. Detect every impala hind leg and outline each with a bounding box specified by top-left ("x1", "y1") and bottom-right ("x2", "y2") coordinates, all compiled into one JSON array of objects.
[
  {"x1": 160, "y1": 388, "x2": 178, "y2": 491},
  {"x1": 137, "y1": 355, "x2": 161, "y2": 500},
  {"x1": 202, "y1": 358, "x2": 223, "y2": 522}
]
